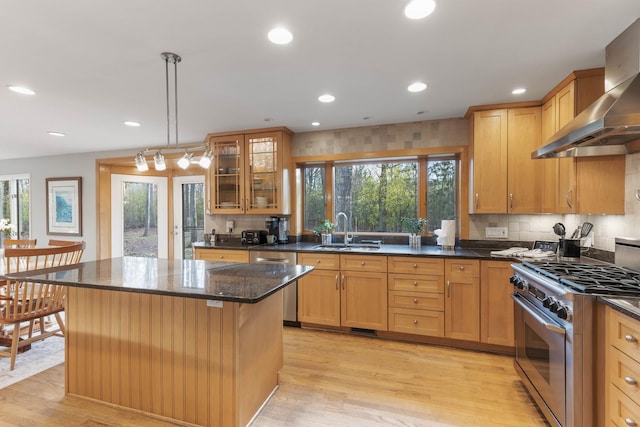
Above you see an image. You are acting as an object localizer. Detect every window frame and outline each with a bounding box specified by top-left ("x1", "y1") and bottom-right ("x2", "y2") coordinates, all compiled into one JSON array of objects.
[{"x1": 0, "y1": 173, "x2": 32, "y2": 242}]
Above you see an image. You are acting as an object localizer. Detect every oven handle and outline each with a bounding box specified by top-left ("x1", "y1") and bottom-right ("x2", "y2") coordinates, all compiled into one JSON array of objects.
[{"x1": 512, "y1": 294, "x2": 566, "y2": 336}]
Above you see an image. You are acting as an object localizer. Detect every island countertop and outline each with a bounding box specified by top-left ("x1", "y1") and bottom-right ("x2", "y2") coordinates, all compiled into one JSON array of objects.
[{"x1": 3, "y1": 256, "x2": 313, "y2": 303}]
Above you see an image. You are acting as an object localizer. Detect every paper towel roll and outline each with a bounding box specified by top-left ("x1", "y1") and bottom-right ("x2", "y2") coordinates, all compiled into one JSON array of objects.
[{"x1": 441, "y1": 220, "x2": 456, "y2": 247}]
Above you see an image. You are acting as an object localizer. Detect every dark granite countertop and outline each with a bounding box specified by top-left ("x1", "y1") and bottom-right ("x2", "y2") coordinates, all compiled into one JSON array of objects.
[
  {"x1": 599, "y1": 297, "x2": 640, "y2": 322},
  {"x1": 3, "y1": 257, "x2": 313, "y2": 304}
]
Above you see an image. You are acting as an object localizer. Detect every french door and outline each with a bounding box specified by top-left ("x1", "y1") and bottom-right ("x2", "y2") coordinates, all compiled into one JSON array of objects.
[
  {"x1": 0, "y1": 174, "x2": 30, "y2": 245},
  {"x1": 111, "y1": 174, "x2": 168, "y2": 258},
  {"x1": 172, "y1": 176, "x2": 205, "y2": 259}
]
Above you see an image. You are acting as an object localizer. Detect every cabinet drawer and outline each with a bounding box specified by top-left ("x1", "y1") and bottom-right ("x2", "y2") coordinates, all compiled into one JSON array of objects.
[
  {"x1": 388, "y1": 274, "x2": 444, "y2": 293},
  {"x1": 609, "y1": 382, "x2": 640, "y2": 427},
  {"x1": 388, "y1": 307, "x2": 444, "y2": 337},
  {"x1": 609, "y1": 347, "x2": 640, "y2": 402},
  {"x1": 195, "y1": 249, "x2": 248, "y2": 263},
  {"x1": 340, "y1": 254, "x2": 387, "y2": 273},
  {"x1": 609, "y1": 309, "x2": 640, "y2": 362},
  {"x1": 388, "y1": 256, "x2": 443, "y2": 275},
  {"x1": 298, "y1": 252, "x2": 340, "y2": 270},
  {"x1": 445, "y1": 259, "x2": 480, "y2": 280},
  {"x1": 389, "y1": 290, "x2": 444, "y2": 311}
]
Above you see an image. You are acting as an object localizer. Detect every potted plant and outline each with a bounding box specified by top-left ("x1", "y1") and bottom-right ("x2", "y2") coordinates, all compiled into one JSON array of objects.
[
  {"x1": 401, "y1": 217, "x2": 427, "y2": 248},
  {"x1": 313, "y1": 219, "x2": 335, "y2": 245}
]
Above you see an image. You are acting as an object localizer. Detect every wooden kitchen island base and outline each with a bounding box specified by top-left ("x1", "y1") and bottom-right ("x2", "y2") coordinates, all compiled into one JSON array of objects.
[{"x1": 65, "y1": 287, "x2": 284, "y2": 427}]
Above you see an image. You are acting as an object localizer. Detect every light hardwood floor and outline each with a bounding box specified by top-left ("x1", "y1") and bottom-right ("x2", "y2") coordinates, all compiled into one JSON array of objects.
[{"x1": 0, "y1": 327, "x2": 548, "y2": 426}]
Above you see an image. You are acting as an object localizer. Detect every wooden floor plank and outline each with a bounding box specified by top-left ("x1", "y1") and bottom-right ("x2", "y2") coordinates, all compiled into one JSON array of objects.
[{"x1": 0, "y1": 327, "x2": 548, "y2": 426}]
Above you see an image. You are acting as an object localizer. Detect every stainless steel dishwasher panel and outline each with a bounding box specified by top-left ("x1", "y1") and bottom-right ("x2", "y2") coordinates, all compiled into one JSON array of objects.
[{"x1": 249, "y1": 250, "x2": 298, "y2": 326}]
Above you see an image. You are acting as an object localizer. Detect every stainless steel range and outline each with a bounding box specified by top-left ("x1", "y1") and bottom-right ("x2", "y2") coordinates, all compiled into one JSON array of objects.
[{"x1": 510, "y1": 238, "x2": 640, "y2": 427}]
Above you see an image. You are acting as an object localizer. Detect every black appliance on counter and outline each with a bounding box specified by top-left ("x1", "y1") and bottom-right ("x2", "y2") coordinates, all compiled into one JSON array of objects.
[
  {"x1": 265, "y1": 216, "x2": 288, "y2": 244},
  {"x1": 510, "y1": 238, "x2": 640, "y2": 427},
  {"x1": 241, "y1": 229, "x2": 267, "y2": 245}
]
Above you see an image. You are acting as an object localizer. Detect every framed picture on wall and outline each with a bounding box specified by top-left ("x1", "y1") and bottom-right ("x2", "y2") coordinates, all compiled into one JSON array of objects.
[{"x1": 46, "y1": 177, "x2": 82, "y2": 236}]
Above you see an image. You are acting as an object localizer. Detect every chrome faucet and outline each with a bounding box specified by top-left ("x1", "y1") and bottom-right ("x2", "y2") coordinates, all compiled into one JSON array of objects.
[{"x1": 336, "y1": 212, "x2": 351, "y2": 246}]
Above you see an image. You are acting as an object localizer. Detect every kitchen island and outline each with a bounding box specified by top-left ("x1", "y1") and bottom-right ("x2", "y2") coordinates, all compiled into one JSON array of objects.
[{"x1": 6, "y1": 257, "x2": 312, "y2": 427}]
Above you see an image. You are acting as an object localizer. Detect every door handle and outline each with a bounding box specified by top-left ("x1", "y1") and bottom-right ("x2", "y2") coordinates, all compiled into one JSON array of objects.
[
  {"x1": 566, "y1": 188, "x2": 573, "y2": 209},
  {"x1": 512, "y1": 295, "x2": 566, "y2": 335},
  {"x1": 509, "y1": 193, "x2": 514, "y2": 210},
  {"x1": 475, "y1": 193, "x2": 479, "y2": 209}
]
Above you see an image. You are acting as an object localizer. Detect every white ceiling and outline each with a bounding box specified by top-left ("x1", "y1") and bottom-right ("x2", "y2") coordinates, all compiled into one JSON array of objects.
[{"x1": 1, "y1": 0, "x2": 640, "y2": 161}]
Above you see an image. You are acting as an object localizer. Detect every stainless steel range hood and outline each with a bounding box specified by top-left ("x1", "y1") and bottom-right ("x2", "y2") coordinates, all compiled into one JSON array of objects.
[{"x1": 532, "y1": 18, "x2": 640, "y2": 159}]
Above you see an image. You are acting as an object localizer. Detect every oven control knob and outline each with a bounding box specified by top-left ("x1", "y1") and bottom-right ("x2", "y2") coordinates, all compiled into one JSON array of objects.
[
  {"x1": 556, "y1": 306, "x2": 569, "y2": 320},
  {"x1": 510, "y1": 277, "x2": 525, "y2": 290},
  {"x1": 510, "y1": 275, "x2": 518, "y2": 285},
  {"x1": 548, "y1": 300, "x2": 560, "y2": 313},
  {"x1": 542, "y1": 297, "x2": 554, "y2": 308}
]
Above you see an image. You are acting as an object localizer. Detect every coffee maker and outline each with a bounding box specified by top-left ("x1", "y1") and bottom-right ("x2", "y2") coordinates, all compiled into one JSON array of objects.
[{"x1": 265, "y1": 216, "x2": 288, "y2": 244}]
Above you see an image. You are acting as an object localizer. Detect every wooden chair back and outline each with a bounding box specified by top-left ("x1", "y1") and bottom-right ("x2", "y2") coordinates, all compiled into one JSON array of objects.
[
  {"x1": 3, "y1": 239, "x2": 37, "y2": 248},
  {"x1": 48, "y1": 239, "x2": 81, "y2": 247},
  {"x1": 0, "y1": 241, "x2": 85, "y2": 370}
]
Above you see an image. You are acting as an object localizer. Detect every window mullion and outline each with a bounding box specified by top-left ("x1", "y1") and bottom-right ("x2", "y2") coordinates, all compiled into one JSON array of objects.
[{"x1": 418, "y1": 157, "x2": 428, "y2": 219}]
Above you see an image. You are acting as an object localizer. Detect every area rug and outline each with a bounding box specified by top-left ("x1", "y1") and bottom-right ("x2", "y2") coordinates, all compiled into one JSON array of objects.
[{"x1": 0, "y1": 336, "x2": 64, "y2": 389}]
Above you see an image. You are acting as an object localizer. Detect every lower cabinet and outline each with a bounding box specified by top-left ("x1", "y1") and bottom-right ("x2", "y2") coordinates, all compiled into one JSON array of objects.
[
  {"x1": 298, "y1": 253, "x2": 388, "y2": 331},
  {"x1": 480, "y1": 260, "x2": 515, "y2": 347},
  {"x1": 193, "y1": 247, "x2": 249, "y2": 263},
  {"x1": 445, "y1": 259, "x2": 480, "y2": 341},
  {"x1": 606, "y1": 306, "x2": 640, "y2": 426}
]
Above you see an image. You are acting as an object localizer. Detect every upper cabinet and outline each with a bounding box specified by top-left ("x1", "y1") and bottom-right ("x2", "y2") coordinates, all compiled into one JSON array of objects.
[
  {"x1": 468, "y1": 105, "x2": 542, "y2": 214},
  {"x1": 540, "y1": 69, "x2": 625, "y2": 215},
  {"x1": 204, "y1": 127, "x2": 292, "y2": 215}
]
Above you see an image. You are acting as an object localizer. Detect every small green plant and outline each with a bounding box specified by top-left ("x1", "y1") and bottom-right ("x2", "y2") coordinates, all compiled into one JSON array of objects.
[
  {"x1": 312, "y1": 219, "x2": 335, "y2": 236},
  {"x1": 401, "y1": 217, "x2": 427, "y2": 235}
]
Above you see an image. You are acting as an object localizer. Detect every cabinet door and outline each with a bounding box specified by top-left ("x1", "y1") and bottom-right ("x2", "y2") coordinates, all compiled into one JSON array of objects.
[
  {"x1": 298, "y1": 269, "x2": 341, "y2": 326},
  {"x1": 208, "y1": 134, "x2": 245, "y2": 213},
  {"x1": 471, "y1": 109, "x2": 508, "y2": 213},
  {"x1": 341, "y1": 271, "x2": 388, "y2": 331},
  {"x1": 541, "y1": 98, "x2": 559, "y2": 213},
  {"x1": 555, "y1": 82, "x2": 577, "y2": 213},
  {"x1": 246, "y1": 131, "x2": 283, "y2": 213},
  {"x1": 445, "y1": 259, "x2": 479, "y2": 341},
  {"x1": 576, "y1": 156, "x2": 625, "y2": 214},
  {"x1": 507, "y1": 107, "x2": 542, "y2": 213},
  {"x1": 480, "y1": 261, "x2": 514, "y2": 347}
]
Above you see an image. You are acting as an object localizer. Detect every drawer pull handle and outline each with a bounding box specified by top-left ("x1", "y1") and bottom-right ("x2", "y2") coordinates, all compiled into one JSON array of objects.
[
  {"x1": 413, "y1": 281, "x2": 418, "y2": 286},
  {"x1": 361, "y1": 261, "x2": 365, "y2": 266},
  {"x1": 413, "y1": 320, "x2": 418, "y2": 325},
  {"x1": 317, "y1": 260, "x2": 321, "y2": 263},
  {"x1": 625, "y1": 334, "x2": 638, "y2": 343},
  {"x1": 625, "y1": 376, "x2": 638, "y2": 386},
  {"x1": 413, "y1": 263, "x2": 417, "y2": 268},
  {"x1": 413, "y1": 298, "x2": 418, "y2": 304},
  {"x1": 219, "y1": 255, "x2": 224, "y2": 259},
  {"x1": 625, "y1": 418, "x2": 637, "y2": 426},
  {"x1": 459, "y1": 265, "x2": 465, "y2": 271}
]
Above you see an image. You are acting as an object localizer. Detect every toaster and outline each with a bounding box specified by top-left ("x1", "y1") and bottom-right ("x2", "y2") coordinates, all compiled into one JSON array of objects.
[{"x1": 241, "y1": 230, "x2": 267, "y2": 245}]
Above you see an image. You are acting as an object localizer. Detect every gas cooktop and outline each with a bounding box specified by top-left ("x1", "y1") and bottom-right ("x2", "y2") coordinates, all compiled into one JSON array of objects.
[{"x1": 522, "y1": 261, "x2": 640, "y2": 295}]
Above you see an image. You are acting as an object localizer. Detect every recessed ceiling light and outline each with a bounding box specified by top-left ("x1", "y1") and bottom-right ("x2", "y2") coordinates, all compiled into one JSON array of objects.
[
  {"x1": 404, "y1": 0, "x2": 437, "y2": 19},
  {"x1": 7, "y1": 85, "x2": 36, "y2": 95},
  {"x1": 311, "y1": 122, "x2": 320, "y2": 126},
  {"x1": 318, "y1": 94, "x2": 335, "y2": 103},
  {"x1": 363, "y1": 116, "x2": 372, "y2": 120},
  {"x1": 408, "y1": 82, "x2": 428, "y2": 92},
  {"x1": 48, "y1": 131, "x2": 66, "y2": 137},
  {"x1": 264, "y1": 117, "x2": 273, "y2": 122},
  {"x1": 512, "y1": 88, "x2": 527, "y2": 95},
  {"x1": 268, "y1": 27, "x2": 293, "y2": 45},
  {"x1": 124, "y1": 121, "x2": 141, "y2": 127}
]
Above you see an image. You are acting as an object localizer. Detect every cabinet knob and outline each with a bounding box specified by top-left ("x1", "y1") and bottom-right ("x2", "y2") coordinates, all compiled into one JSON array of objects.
[
  {"x1": 625, "y1": 418, "x2": 637, "y2": 427},
  {"x1": 413, "y1": 320, "x2": 418, "y2": 325},
  {"x1": 413, "y1": 281, "x2": 418, "y2": 286},
  {"x1": 413, "y1": 263, "x2": 417, "y2": 268},
  {"x1": 219, "y1": 255, "x2": 224, "y2": 259},
  {"x1": 316, "y1": 259, "x2": 321, "y2": 263},
  {"x1": 625, "y1": 376, "x2": 638, "y2": 386},
  {"x1": 625, "y1": 334, "x2": 638, "y2": 343},
  {"x1": 459, "y1": 265, "x2": 465, "y2": 271},
  {"x1": 361, "y1": 261, "x2": 365, "y2": 266},
  {"x1": 413, "y1": 298, "x2": 418, "y2": 304}
]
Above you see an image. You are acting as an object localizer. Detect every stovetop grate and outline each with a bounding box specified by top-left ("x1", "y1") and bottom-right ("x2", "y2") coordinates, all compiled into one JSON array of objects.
[{"x1": 521, "y1": 261, "x2": 640, "y2": 295}]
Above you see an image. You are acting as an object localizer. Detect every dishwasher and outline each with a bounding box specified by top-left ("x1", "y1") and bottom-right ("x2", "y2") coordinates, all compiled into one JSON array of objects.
[{"x1": 249, "y1": 250, "x2": 298, "y2": 326}]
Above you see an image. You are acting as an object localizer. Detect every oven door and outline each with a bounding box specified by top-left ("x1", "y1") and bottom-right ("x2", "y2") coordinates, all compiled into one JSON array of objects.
[{"x1": 513, "y1": 294, "x2": 566, "y2": 426}]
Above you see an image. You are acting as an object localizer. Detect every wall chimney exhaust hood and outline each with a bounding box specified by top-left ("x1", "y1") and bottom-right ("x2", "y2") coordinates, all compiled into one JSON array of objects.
[{"x1": 532, "y1": 18, "x2": 640, "y2": 159}]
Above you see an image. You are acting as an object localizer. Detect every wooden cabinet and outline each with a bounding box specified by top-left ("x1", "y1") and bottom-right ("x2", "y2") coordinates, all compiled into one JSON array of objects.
[
  {"x1": 297, "y1": 253, "x2": 341, "y2": 326},
  {"x1": 445, "y1": 259, "x2": 480, "y2": 341},
  {"x1": 388, "y1": 256, "x2": 444, "y2": 337},
  {"x1": 193, "y1": 247, "x2": 249, "y2": 263},
  {"x1": 297, "y1": 252, "x2": 387, "y2": 331},
  {"x1": 480, "y1": 260, "x2": 514, "y2": 347},
  {"x1": 340, "y1": 254, "x2": 388, "y2": 331},
  {"x1": 606, "y1": 307, "x2": 640, "y2": 427},
  {"x1": 205, "y1": 127, "x2": 292, "y2": 215},
  {"x1": 540, "y1": 69, "x2": 626, "y2": 214},
  {"x1": 468, "y1": 106, "x2": 542, "y2": 214}
]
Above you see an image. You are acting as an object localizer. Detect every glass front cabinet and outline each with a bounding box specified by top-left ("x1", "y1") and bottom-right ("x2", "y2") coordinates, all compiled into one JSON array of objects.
[{"x1": 205, "y1": 127, "x2": 292, "y2": 215}]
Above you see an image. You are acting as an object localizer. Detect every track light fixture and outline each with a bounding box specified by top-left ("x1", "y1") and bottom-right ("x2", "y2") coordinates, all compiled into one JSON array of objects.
[{"x1": 132, "y1": 52, "x2": 212, "y2": 171}]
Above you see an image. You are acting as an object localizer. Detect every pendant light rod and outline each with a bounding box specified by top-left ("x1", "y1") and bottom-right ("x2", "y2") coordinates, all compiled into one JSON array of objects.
[{"x1": 161, "y1": 52, "x2": 181, "y2": 148}]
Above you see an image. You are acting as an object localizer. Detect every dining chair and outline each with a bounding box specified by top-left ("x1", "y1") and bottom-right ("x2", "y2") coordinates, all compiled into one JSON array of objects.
[
  {"x1": 3, "y1": 239, "x2": 37, "y2": 248},
  {"x1": 48, "y1": 239, "x2": 80, "y2": 247},
  {"x1": 0, "y1": 241, "x2": 85, "y2": 370}
]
